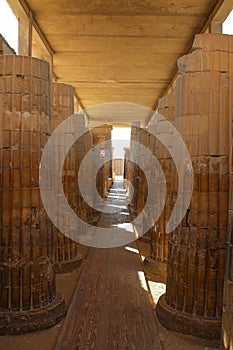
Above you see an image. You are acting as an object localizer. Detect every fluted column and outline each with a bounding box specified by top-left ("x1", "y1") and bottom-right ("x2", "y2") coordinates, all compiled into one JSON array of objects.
[
  {"x1": 51, "y1": 82, "x2": 82, "y2": 273},
  {"x1": 221, "y1": 124, "x2": 233, "y2": 350},
  {"x1": 138, "y1": 127, "x2": 150, "y2": 241},
  {"x1": 0, "y1": 56, "x2": 65, "y2": 334},
  {"x1": 156, "y1": 33, "x2": 232, "y2": 340},
  {"x1": 91, "y1": 125, "x2": 112, "y2": 199},
  {"x1": 75, "y1": 122, "x2": 96, "y2": 225},
  {"x1": 144, "y1": 94, "x2": 175, "y2": 281},
  {"x1": 137, "y1": 128, "x2": 149, "y2": 215},
  {"x1": 221, "y1": 43, "x2": 233, "y2": 350},
  {"x1": 128, "y1": 121, "x2": 141, "y2": 218},
  {"x1": 82, "y1": 129, "x2": 96, "y2": 225}
]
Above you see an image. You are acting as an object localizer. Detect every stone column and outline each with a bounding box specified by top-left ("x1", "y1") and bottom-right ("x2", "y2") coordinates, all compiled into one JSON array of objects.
[
  {"x1": 123, "y1": 147, "x2": 130, "y2": 183},
  {"x1": 221, "y1": 51, "x2": 233, "y2": 350},
  {"x1": 144, "y1": 94, "x2": 175, "y2": 281},
  {"x1": 91, "y1": 125, "x2": 112, "y2": 199},
  {"x1": 137, "y1": 128, "x2": 149, "y2": 216},
  {"x1": 221, "y1": 130, "x2": 233, "y2": 350},
  {"x1": 75, "y1": 120, "x2": 96, "y2": 225},
  {"x1": 128, "y1": 121, "x2": 141, "y2": 218},
  {"x1": 51, "y1": 82, "x2": 82, "y2": 273},
  {"x1": 82, "y1": 129, "x2": 96, "y2": 225},
  {"x1": 0, "y1": 55, "x2": 65, "y2": 334},
  {"x1": 156, "y1": 33, "x2": 232, "y2": 341},
  {"x1": 138, "y1": 127, "x2": 150, "y2": 241}
]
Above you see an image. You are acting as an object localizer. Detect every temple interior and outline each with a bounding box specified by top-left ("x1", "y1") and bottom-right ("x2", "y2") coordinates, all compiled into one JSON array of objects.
[{"x1": 1, "y1": 1, "x2": 233, "y2": 349}]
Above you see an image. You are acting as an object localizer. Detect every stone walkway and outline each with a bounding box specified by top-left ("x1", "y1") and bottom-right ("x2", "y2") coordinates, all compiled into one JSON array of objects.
[{"x1": 54, "y1": 180, "x2": 162, "y2": 350}]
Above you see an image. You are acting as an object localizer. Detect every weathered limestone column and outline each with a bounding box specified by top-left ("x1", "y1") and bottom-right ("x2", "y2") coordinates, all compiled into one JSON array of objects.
[
  {"x1": 75, "y1": 120, "x2": 96, "y2": 225},
  {"x1": 138, "y1": 127, "x2": 150, "y2": 241},
  {"x1": 91, "y1": 125, "x2": 112, "y2": 199},
  {"x1": 51, "y1": 82, "x2": 82, "y2": 273},
  {"x1": 156, "y1": 33, "x2": 232, "y2": 340},
  {"x1": 221, "y1": 52, "x2": 233, "y2": 350},
  {"x1": 128, "y1": 121, "x2": 141, "y2": 218},
  {"x1": 144, "y1": 94, "x2": 175, "y2": 281},
  {"x1": 0, "y1": 56, "x2": 65, "y2": 334},
  {"x1": 221, "y1": 129, "x2": 233, "y2": 350},
  {"x1": 137, "y1": 127, "x2": 149, "y2": 216},
  {"x1": 82, "y1": 128, "x2": 96, "y2": 225},
  {"x1": 127, "y1": 122, "x2": 151, "y2": 239}
]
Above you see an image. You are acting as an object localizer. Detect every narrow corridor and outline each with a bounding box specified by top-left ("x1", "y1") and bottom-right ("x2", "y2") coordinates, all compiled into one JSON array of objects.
[
  {"x1": 54, "y1": 180, "x2": 162, "y2": 350},
  {"x1": 1, "y1": 2, "x2": 233, "y2": 348}
]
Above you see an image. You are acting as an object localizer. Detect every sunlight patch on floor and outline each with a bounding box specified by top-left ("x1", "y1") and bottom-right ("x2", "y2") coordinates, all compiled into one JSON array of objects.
[
  {"x1": 147, "y1": 280, "x2": 166, "y2": 304},
  {"x1": 125, "y1": 246, "x2": 139, "y2": 253},
  {"x1": 113, "y1": 223, "x2": 134, "y2": 232},
  {"x1": 137, "y1": 270, "x2": 148, "y2": 291},
  {"x1": 125, "y1": 245, "x2": 145, "y2": 260}
]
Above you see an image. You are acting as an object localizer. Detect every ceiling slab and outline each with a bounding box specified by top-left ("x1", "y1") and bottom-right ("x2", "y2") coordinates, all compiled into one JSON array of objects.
[
  {"x1": 25, "y1": 0, "x2": 220, "y2": 16},
  {"x1": 23, "y1": 0, "x2": 221, "y2": 125}
]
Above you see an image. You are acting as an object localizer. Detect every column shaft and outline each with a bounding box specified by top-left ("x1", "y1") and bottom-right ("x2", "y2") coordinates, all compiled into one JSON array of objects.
[
  {"x1": 144, "y1": 94, "x2": 175, "y2": 281},
  {"x1": 51, "y1": 82, "x2": 82, "y2": 273},
  {"x1": 156, "y1": 33, "x2": 233, "y2": 341},
  {"x1": 0, "y1": 56, "x2": 65, "y2": 334}
]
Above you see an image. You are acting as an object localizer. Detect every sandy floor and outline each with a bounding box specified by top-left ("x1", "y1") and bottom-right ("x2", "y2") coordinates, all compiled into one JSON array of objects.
[
  {"x1": 0, "y1": 241, "x2": 219, "y2": 350},
  {"x1": 0, "y1": 244, "x2": 89, "y2": 350},
  {"x1": 137, "y1": 240, "x2": 219, "y2": 350}
]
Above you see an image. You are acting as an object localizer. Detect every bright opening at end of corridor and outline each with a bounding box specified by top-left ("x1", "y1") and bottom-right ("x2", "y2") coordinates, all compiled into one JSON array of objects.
[{"x1": 111, "y1": 126, "x2": 131, "y2": 180}]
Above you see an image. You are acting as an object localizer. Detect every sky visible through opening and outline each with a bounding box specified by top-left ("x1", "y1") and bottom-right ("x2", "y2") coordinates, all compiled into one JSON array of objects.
[
  {"x1": 112, "y1": 127, "x2": 131, "y2": 159},
  {"x1": 223, "y1": 9, "x2": 233, "y2": 34},
  {"x1": 0, "y1": 0, "x2": 18, "y2": 52}
]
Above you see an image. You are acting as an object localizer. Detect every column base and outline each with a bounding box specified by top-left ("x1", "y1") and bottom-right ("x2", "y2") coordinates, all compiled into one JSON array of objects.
[
  {"x1": 56, "y1": 253, "x2": 83, "y2": 273},
  {"x1": 88, "y1": 217, "x2": 99, "y2": 226},
  {"x1": 128, "y1": 204, "x2": 137, "y2": 219},
  {"x1": 138, "y1": 234, "x2": 150, "y2": 243},
  {"x1": 143, "y1": 256, "x2": 167, "y2": 283},
  {"x1": 0, "y1": 292, "x2": 66, "y2": 335},
  {"x1": 156, "y1": 294, "x2": 221, "y2": 340},
  {"x1": 108, "y1": 178, "x2": 113, "y2": 189},
  {"x1": 90, "y1": 210, "x2": 101, "y2": 225}
]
